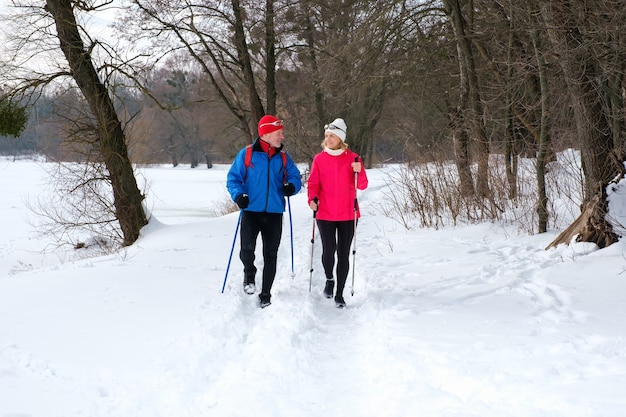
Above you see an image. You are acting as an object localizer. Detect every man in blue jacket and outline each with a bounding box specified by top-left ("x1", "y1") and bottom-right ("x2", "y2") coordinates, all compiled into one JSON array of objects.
[{"x1": 227, "y1": 115, "x2": 302, "y2": 308}]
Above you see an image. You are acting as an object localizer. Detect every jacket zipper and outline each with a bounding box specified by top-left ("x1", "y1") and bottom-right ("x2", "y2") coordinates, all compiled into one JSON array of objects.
[{"x1": 264, "y1": 153, "x2": 271, "y2": 212}]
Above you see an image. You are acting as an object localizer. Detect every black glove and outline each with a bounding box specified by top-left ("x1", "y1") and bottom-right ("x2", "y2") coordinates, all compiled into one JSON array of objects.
[
  {"x1": 282, "y1": 183, "x2": 296, "y2": 197},
  {"x1": 235, "y1": 194, "x2": 249, "y2": 209}
]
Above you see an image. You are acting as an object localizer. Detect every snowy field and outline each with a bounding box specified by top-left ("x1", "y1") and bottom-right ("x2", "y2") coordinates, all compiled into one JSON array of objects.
[{"x1": 1, "y1": 157, "x2": 626, "y2": 417}]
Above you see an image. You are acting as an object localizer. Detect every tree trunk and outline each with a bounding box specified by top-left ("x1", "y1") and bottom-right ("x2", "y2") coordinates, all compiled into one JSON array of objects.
[
  {"x1": 445, "y1": 0, "x2": 490, "y2": 197},
  {"x1": 504, "y1": 5, "x2": 517, "y2": 200},
  {"x1": 443, "y1": 0, "x2": 474, "y2": 198},
  {"x1": 46, "y1": 0, "x2": 147, "y2": 246},
  {"x1": 542, "y1": 0, "x2": 616, "y2": 199},
  {"x1": 301, "y1": 6, "x2": 326, "y2": 128},
  {"x1": 504, "y1": 98, "x2": 518, "y2": 200},
  {"x1": 449, "y1": 108, "x2": 475, "y2": 197},
  {"x1": 232, "y1": 0, "x2": 265, "y2": 125},
  {"x1": 606, "y1": 66, "x2": 625, "y2": 153},
  {"x1": 265, "y1": 0, "x2": 277, "y2": 116},
  {"x1": 546, "y1": 192, "x2": 618, "y2": 249},
  {"x1": 443, "y1": 0, "x2": 490, "y2": 198},
  {"x1": 531, "y1": 22, "x2": 550, "y2": 233}
]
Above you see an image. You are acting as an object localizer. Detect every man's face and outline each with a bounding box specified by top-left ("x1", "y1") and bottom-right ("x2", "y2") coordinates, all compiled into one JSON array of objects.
[{"x1": 262, "y1": 128, "x2": 284, "y2": 148}]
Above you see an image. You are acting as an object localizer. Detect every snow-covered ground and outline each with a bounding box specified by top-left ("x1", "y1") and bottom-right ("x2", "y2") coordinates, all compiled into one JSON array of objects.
[{"x1": 1, "y1": 158, "x2": 626, "y2": 417}]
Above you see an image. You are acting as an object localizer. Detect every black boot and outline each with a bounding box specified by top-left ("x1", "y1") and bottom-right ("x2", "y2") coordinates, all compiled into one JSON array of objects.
[
  {"x1": 258, "y1": 293, "x2": 271, "y2": 308},
  {"x1": 335, "y1": 276, "x2": 347, "y2": 307},
  {"x1": 334, "y1": 295, "x2": 346, "y2": 308},
  {"x1": 323, "y1": 279, "x2": 334, "y2": 299}
]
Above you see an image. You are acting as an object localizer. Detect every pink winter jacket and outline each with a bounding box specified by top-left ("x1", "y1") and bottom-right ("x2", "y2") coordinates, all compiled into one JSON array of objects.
[{"x1": 307, "y1": 148, "x2": 368, "y2": 221}]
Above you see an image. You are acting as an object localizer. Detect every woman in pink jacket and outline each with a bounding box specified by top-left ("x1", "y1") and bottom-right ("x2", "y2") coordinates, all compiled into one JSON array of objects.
[{"x1": 308, "y1": 118, "x2": 368, "y2": 308}]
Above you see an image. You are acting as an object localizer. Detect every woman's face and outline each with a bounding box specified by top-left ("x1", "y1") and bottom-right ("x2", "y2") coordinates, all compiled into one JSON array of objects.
[{"x1": 324, "y1": 132, "x2": 343, "y2": 150}]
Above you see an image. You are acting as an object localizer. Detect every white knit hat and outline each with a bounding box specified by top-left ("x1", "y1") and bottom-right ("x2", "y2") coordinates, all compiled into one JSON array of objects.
[{"x1": 324, "y1": 118, "x2": 347, "y2": 143}]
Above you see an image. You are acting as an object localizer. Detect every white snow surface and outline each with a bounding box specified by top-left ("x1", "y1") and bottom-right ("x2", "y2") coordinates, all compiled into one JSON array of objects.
[{"x1": 1, "y1": 158, "x2": 626, "y2": 417}]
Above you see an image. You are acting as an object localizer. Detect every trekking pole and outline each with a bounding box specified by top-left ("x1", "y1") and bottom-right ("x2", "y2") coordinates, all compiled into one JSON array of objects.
[
  {"x1": 351, "y1": 157, "x2": 359, "y2": 296},
  {"x1": 309, "y1": 197, "x2": 318, "y2": 292},
  {"x1": 287, "y1": 196, "x2": 295, "y2": 278},
  {"x1": 221, "y1": 209, "x2": 243, "y2": 293}
]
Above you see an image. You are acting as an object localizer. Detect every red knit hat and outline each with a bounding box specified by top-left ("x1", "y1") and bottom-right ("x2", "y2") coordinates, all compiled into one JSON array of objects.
[{"x1": 258, "y1": 115, "x2": 283, "y2": 136}]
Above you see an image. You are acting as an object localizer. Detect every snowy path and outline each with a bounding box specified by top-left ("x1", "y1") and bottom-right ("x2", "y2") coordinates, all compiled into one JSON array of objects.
[{"x1": 1, "y1": 161, "x2": 626, "y2": 416}]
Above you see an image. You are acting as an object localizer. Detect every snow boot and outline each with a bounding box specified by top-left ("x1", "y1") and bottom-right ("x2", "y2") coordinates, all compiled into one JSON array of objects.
[
  {"x1": 334, "y1": 295, "x2": 346, "y2": 308},
  {"x1": 259, "y1": 293, "x2": 271, "y2": 308},
  {"x1": 323, "y1": 279, "x2": 334, "y2": 299},
  {"x1": 243, "y1": 276, "x2": 255, "y2": 295}
]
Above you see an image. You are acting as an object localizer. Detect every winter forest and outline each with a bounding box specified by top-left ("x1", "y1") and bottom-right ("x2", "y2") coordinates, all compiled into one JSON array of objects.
[
  {"x1": 1, "y1": 0, "x2": 626, "y2": 247},
  {"x1": 3, "y1": 2, "x2": 626, "y2": 415}
]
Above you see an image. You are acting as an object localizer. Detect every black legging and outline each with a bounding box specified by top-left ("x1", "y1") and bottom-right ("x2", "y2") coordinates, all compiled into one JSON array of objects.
[
  {"x1": 239, "y1": 211, "x2": 283, "y2": 296},
  {"x1": 316, "y1": 219, "x2": 355, "y2": 296}
]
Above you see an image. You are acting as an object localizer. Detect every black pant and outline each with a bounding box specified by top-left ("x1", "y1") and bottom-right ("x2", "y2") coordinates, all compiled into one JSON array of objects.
[
  {"x1": 239, "y1": 211, "x2": 283, "y2": 296},
  {"x1": 316, "y1": 219, "x2": 355, "y2": 297}
]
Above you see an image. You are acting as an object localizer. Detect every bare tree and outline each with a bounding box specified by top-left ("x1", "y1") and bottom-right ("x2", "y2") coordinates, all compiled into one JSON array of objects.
[
  {"x1": 441, "y1": 0, "x2": 490, "y2": 198},
  {"x1": 283, "y1": 0, "x2": 430, "y2": 164},
  {"x1": 44, "y1": 0, "x2": 147, "y2": 246},
  {"x1": 530, "y1": 9, "x2": 550, "y2": 233},
  {"x1": 541, "y1": 0, "x2": 623, "y2": 248},
  {"x1": 122, "y1": 0, "x2": 280, "y2": 138}
]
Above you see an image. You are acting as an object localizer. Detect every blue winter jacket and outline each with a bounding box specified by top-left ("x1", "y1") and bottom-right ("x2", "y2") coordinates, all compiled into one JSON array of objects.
[{"x1": 227, "y1": 138, "x2": 302, "y2": 213}]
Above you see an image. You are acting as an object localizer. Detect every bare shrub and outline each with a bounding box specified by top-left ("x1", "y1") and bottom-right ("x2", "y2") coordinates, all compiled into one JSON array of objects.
[
  {"x1": 28, "y1": 161, "x2": 123, "y2": 253},
  {"x1": 380, "y1": 150, "x2": 585, "y2": 233},
  {"x1": 209, "y1": 193, "x2": 239, "y2": 217}
]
